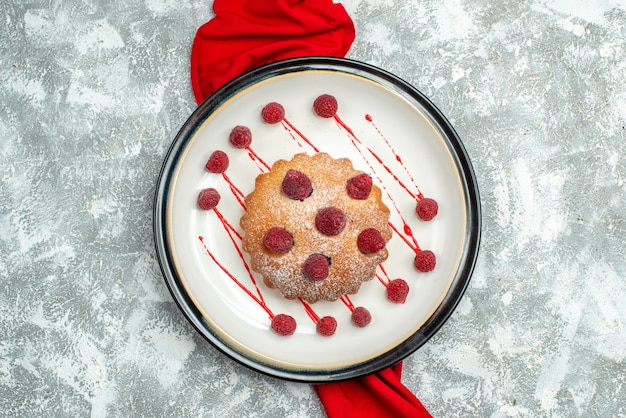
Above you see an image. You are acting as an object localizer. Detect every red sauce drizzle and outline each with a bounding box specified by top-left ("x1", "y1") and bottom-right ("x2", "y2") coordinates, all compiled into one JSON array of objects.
[
  {"x1": 199, "y1": 235, "x2": 273, "y2": 318},
  {"x1": 212, "y1": 208, "x2": 266, "y2": 302},
  {"x1": 333, "y1": 115, "x2": 359, "y2": 143},
  {"x1": 299, "y1": 298, "x2": 320, "y2": 323},
  {"x1": 368, "y1": 149, "x2": 418, "y2": 200},
  {"x1": 388, "y1": 222, "x2": 419, "y2": 253},
  {"x1": 340, "y1": 295, "x2": 355, "y2": 311},
  {"x1": 281, "y1": 122, "x2": 304, "y2": 150},
  {"x1": 365, "y1": 114, "x2": 424, "y2": 200},
  {"x1": 378, "y1": 264, "x2": 392, "y2": 286},
  {"x1": 282, "y1": 118, "x2": 320, "y2": 152},
  {"x1": 333, "y1": 114, "x2": 421, "y2": 253},
  {"x1": 387, "y1": 198, "x2": 420, "y2": 252},
  {"x1": 222, "y1": 172, "x2": 247, "y2": 211},
  {"x1": 246, "y1": 146, "x2": 270, "y2": 171},
  {"x1": 213, "y1": 207, "x2": 242, "y2": 240},
  {"x1": 375, "y1": 273, "x2": 386, "y2": 286}
]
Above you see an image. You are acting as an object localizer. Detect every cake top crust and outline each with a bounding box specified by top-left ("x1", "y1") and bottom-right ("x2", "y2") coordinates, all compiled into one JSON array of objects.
[{"x1": 240, "y1": 152, "x2": 392, "y2": 303}]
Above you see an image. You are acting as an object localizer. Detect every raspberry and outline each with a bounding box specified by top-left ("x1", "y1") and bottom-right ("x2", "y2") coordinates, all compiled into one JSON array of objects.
[
  {"x1": 313, "y1": 94, "x2": 338, "y2": 118},
  {"x1": 316, "y1": 316, "x2": 337, "y2": 336},
  {"x1": 205, "y1": 150, "x2": 229, "y2": 173},
  {"x1": 281, "y1": 169, "x2": 313, "y2": 200},
  {"x1": 197, "y1": 188, "x2": 220, "y2": 210},
  {"x1": 263, "y1": 227, "x2": 294, "y2": 254},
  {"x1": 271, "y1": 314, "x2": 296, "y2": 336},
  {"x1": 315, "y1": 207, "x2": 346, "y2": 236},
  {"x1": 261, "y1": 102, "x2": 285, "y2": 124},
  {"x1": 416, "y1": 198, "x2": 439, "y2": 221},
  {"x1": 351, "y1": 306, "x2": 371, "y2": 327},
  {"x1": 229, "y1": 125, "x2": 252, "y2": 148},
  {"x1": 386, "y1": 279, "x2": 409, "y2": 303},
  {"x1": 414, "y1": 250, "x2": 436, "y2": 272},
  {"x1": 303, "y1": 253, "x2": 330, "y2": 281},
  {"x1": 357, "y1": 228, "x2": 386, "y2": 254},
  {"x1": 346, "y1": 173, "x2": 373, "y2": 200}
]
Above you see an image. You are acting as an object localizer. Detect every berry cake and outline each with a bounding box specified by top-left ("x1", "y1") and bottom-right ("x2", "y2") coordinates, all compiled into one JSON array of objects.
[{"x1": 240, "y1": 152, "x2": 392, "y2": 303}]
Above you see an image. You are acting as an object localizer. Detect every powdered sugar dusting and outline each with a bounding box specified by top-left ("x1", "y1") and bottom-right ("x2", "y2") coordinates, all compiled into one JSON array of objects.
[{"x1": 240, "y1": 153, "x2": 391, "y2": 303}]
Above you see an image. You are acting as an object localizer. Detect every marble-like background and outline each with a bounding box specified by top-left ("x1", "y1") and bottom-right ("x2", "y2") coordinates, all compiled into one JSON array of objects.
[{"x1": 1, "y1": 0, "x2": 624, "y2": 416}]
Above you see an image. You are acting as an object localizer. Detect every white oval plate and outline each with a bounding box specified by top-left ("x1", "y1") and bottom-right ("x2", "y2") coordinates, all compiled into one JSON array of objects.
[{"x1": 154, "y1": 57, "x2": 481, "y2": 382}]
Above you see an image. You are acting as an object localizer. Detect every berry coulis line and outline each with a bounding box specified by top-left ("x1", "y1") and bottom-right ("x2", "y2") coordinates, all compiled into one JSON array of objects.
[
  {"x1": 340, "y1": 295, "x2": 355, "y2": 312},
  {"x1": 198, "y1": 235, "x2": 274, "y2": 318},
  {"x1": 386, "y1": 196, "x2": 421, "y2": 252},
  {"x1": 375, "y1": 273, "x2": 387, "y2": 286},
  {"x1": 387, "y1": 196, "x2": 420, "y2": 252},
  {"x1": 213, "y1": 207, "x2": 243, "y2": 240},
  {"x1": 388, "y1": 221, "x2": 419, "y2": 253},
  {"x1": 212, "y1": 207, "x2": 267, "y2": 303},
  {"x1": 333, "y1": 114, "x2": 358, "y2": 141},
  {"x1": 330, "y1": 113, "x2": 422, "y2": 253},
  {"x1": 282, "y1": 118, "x2": 320, "y2": 153},
  {"x1": 335, "y1": 114, "x2": 424, "y2": 202},
  {"x1": 281, "y1": 121, "x2": 306, "y2": 149},
  {"x1": 367, "y1": 150, "x2": 419, "y2": 201},
  {"x1": 221, "y1": 172, "x2": 247, "y2": 211},
  {"x1": 377, "y1": 264, "x2": 392, "y2": 286},
  {"x1": 298, "y1": 298, "x2": 320, "y2": 323},
  {"x1": 245, "y1": 146, "x2": 271, "y2": 172},
  {"x1": 365, "y1": 114, "x2": 424, "y2": 200}
]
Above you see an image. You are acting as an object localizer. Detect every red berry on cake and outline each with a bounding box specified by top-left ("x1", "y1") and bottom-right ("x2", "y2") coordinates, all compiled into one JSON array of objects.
[
  {"x1": 386, "y1": 279, "x2": 409, "y2": 303},
  {"x1": 261, "y1": 102, "x2": 285, "y2": 124},
  {"x1": 313, "y1": 94, "x2": 338, "y2": 118},
  {"x1": 357, "y1": 228, "x2": 386, "y2": 254},
  {"x1": 263, "y1": 227, "x2": 294, "y2": 254},
  {"x1": 197, "y1": 188, "x2": 220, "y2": 210},
  {"x1": 346, "y1": 173, "x2": 373, "y2": 200},
  {"x1": 205, "y1": 150, "x2": 229, "y2": 173},
  {"x1": 351, "y1": 306, "x2": 372, "y2": 327},
  {"x1": 271, "y1": 314, "x2": 297, "y2": 336},
  {"x1": 303, "y1": 253, "x2": 330, "y2": 281},
  {"x1": 414, "y1": 250, "x2": 436, "y2": 272},
  {"x1": 416, "y1": 198, "x2": 439, "y2": 221},
  {"x1": 315, "y1": 207, "x2": 346, "y2": 236},
  {"x1": 281, "y1": 169, "x2": 313, "y2": 201},
  {"x1": 229, "y1": 125, "x2": 252, "y2": 148},
  {"x1": 316, "y1": 316, "x2": 337, "y2": 336}
]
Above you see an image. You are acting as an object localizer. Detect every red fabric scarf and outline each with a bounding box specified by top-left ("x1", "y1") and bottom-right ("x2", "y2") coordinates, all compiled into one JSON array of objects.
[
  {"x1": 191, "y1": 0, "x2": 355, "y2": 103},
  {"x1": 315, "y1": 362, "x2": 431, "y2": 418},
  {"x1": 190, "y1": 1, "x2": 432, "y2": 416}
]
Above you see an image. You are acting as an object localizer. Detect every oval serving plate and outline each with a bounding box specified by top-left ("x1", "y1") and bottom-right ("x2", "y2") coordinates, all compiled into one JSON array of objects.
[{"x1": 154, "y1": 57, "x2": 481, "y2": 382}]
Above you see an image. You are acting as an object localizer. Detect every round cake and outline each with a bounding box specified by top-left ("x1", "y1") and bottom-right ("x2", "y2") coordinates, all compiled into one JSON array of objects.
[{"x1": 240, "y1": 152, "x2": 392, "y2": 303}]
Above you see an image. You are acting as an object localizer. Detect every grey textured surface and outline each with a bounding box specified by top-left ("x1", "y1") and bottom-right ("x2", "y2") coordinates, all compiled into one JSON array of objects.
[{"x1": 1, "y1": 0, "x2": 625, "y2": 417}]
